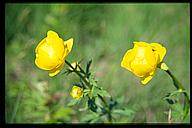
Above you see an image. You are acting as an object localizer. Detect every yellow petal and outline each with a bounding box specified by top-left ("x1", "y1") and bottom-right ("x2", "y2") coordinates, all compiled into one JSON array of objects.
[
  {"x1": 141, "y1": 70, "x2": 156, "y2": 85},
  {"x1": 47, "y1": 30, "x2": 59, "y2": 38},
  {"x1": 70, "y1": 86, "x2": 83, "y2": 99},
  {"x1": 35, "y1": 30, "x2": 73, "y2": 77},
  {"x1": 46, "y1": 32, "x2": 65, "y2": 60},
  {"x1": 35, "y1": 38, "x2": 46, "y2": 53},
  {"x1": 141, "y1": 75, "x2": 153, "y2": 85},
  {"x1": 64, "y1": 38, "x2": 73, "y2": 55},
  {"x1": 130, "y1": 46, "x2": 157, "y2": 77},
  {"x1": 35, "y1": 38, "x2": 58, "y2": 70},
  {"x1": 150, "y1": 43, "x2": 166, "y2": 62},
  {"x1": 121, "y1": 49, "x2": 135, "y2": 72},
  {"x1": 48, "y1": 62, "x2": 65, "y2": 77}
]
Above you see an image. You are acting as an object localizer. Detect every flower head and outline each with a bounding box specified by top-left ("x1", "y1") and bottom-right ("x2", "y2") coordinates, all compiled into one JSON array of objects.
[
  {"x1": 121, "y1": 41, "x2": 166, "y2": 85},
  {"x1": 70, "y1": 86, "x2": 83, "y2": 99},
  {"x1": 35, "y1": 30, "x2": 73, "y2": 76}
]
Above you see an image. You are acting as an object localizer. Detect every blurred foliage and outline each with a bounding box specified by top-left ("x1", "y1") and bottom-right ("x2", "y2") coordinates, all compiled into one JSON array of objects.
[{"x1": 5, "y1": 3, "x2": 190, "y2": 123}]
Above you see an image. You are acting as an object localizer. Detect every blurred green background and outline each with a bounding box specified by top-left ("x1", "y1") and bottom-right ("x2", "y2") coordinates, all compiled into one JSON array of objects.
[{"x1": 5, "y1": 3, "x2": 190, "y2": 123}]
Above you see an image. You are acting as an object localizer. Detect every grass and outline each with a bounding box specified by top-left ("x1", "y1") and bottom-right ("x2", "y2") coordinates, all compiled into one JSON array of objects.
[{"x1": 5, "y1": 3, "x2": 190, "y2": 123}]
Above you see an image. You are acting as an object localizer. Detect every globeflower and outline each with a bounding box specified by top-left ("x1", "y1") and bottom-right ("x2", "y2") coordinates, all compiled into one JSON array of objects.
[
  {"x1": 70, "y1": 86, "x2": 83, "y2": 99},
  {"x1": 35, "y1": 30, "x2": 73, "y2": 76},
  {"x1": 121, "y1": 41, "x2": 166, "y2": 85}
]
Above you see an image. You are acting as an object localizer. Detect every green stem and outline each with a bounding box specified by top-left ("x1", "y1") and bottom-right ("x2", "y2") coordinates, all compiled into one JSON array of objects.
[
  {"x1": 78, "y1": 64, "x2": 86, "y2": 75},
  {"x1": 65, "y1": 59, "x2": 112, "y2": 123},
  {"x1": 65, "y1": 60, "x2": 90, "y2": 89},
  {"x1": 98, "y1": 95, "x2": 112, "y2": 123},
  {"x1": 165, "y1": 69, "x2": 190, "y2": 120}
]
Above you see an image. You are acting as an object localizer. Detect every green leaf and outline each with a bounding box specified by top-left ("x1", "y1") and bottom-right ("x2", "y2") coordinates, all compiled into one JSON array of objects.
[
  {"x1": 86, "y1": 59, "x2": 92, "y2": 77},
  {"x1": 67, "y1": 99, "x2": 80, "y2": 107},
  {"x1": 81, "y1": 112, "x2": 99, "y2": 122},
  {"x1": 113, "y1": 109, "x2": 134, "y2": 116},
  {"x1": 170, "y1": 89, "x2": 187, "y2": 97},
  {"x1": 172, "y1": 103, "x2": 183, "y2": 113},
  {"x1": 78, "y1": 106, "x2": 88, "y2": 112},
  {"x1": 109, "y1": 98, "x2": 118, "y2": 110},
  {"x1": 90, "y1": 116, "x2": 100, "y2": 123},
  {"x1": 89, "y1": 77, "x2": 98, "y2": 87},
  {"x1": 88, "y1": 98, "x2": 98, "y2": 113},
  {"x1": 169, "y1": 103, "x2": 186, "y2": 122},
  {"x1": 163, "y1": 92, "x2": 178, "y2": 105},
  {"x1": 61, "y1": 69, "x2": 73, "y2": 75},
  {"x1": 92, "y1": 86, "x2": 110, "y2": 98},
  {"x1": 172, "y1": 111, "x2": 183, "y2": 122},
  {"x1": 83, "y1": 89, "x2": 90, "y2": 96},
  {"x1": 164, "y1": 97, "x2": 177, "y2": 105}
]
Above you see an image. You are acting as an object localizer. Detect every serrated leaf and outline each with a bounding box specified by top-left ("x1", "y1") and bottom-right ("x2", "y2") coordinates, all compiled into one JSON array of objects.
[
  {"x1": 89, "y1": 77, "x2": 98, "y2": 87},
  {"x1": 83, "y1": 89, "x2": 90, "y2": 96},
  {"x1": 92, "y1": 87, "x2": 110, "y2": 98}
]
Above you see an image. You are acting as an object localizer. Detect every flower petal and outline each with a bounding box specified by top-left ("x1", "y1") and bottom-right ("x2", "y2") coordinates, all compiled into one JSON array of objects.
[
  {"x1": 64, "y1": 38, "x2": 73, "y2": 55},
  {"x1": 70, "y1": 86, "x2": 83, "y2": 99},
  {"x1": 47, "y1": 30, "x2": 59, "y2": 38},
  {"x1": 48, "y1": 62, "x2": 65, "y2": 77},
  {"x1": 150, "y1": 43, "x2": 166, "y2": 62},
  {"x1": 141, "y1": 75, "x2": 153, "y2": 85},
  {"x1": 121, "y1": 49, "x2": 135, "y2": 72},
  {"x1": 35, "y1": 38, "x2": 58, "y2": 70},
  {"x1": 141, "y1": 70, "x2": 156, "y2": 85}
]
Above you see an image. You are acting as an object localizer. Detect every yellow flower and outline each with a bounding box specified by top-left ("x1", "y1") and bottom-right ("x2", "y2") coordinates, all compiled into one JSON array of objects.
[
  {"x1": 121, "y1": 41, "x2": 166, "y2": 85},
  {"x1": 35, "y1": 30, "x2": 73, "y2": 77},
  {"x1": 70, "y1": 86, "x2": 83, "y2": 100}
]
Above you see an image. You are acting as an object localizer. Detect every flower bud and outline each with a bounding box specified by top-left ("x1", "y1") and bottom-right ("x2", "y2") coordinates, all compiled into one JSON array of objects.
[{"x1": 70, "y1": 86, "x2": 83, "y2": 99}]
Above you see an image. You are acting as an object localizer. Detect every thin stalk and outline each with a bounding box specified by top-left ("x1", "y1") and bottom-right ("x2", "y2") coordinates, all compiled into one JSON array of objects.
[
  {"x1": 65, "y1": 59, "x2": 112, "y2": 123},
  {"x1": 65, "y1": 60, "x2": 90, "y2": 89},
  {"x1": 165, "y1": 69, "x2": 190, "y2": 120},
  {"x1": 98, "y1": 95, "x2": 112, "y2": 123},
  {"x1": 77, "y1": 65, "x2": 86, "y2": 75}
]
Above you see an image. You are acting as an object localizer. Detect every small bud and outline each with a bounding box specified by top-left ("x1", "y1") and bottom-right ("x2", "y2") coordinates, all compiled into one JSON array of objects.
[
  {"x1": 160, "y1": 62, "x2": 169, "y2": 71},
  {"x1": 69, "y1": 62, "x2": 80, "y2": 71},
  {"x1": 178, "y1": 89, "x2": 183, "y2": 93},
  {"x1": 70, "y1": 86, "x2": 83, "y2": 99}
]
